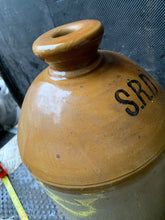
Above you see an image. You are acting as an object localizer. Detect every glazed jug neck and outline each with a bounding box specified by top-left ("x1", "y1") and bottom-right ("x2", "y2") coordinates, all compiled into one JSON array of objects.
[
  {"x1": 48, "y1": 53, "x2": 102, "y2": 79},
  {"x1": 32, "y1": 20, "x2": 104, "y2": 72}
]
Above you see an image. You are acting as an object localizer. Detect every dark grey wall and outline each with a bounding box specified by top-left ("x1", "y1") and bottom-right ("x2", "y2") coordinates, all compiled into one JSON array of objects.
[{"x1": 0, "y1": 0, "x2": 164, "y2": 106}]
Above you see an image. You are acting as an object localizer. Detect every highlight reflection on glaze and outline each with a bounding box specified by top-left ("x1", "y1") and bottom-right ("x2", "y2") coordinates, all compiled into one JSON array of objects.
[
  {"x1": 37, "y1": 43, "x2": 62, "y2": 52},
  {"x1": 36, "y1": 82, "x2": 71, "y2": 124}
]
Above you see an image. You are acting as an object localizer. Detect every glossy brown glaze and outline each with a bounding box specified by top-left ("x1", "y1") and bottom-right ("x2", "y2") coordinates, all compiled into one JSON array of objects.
[
  {"x1": 18, "y1": 20, "x2": 165, "y2": 191},
  {"x1": 32, "y1": 20, "x2": 103, "y2": 71}
]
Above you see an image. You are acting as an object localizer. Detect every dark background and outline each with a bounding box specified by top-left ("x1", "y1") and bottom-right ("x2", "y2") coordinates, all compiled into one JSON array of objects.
[{"x1": 0, "y1": 0, "x2": 164, "y2": 106}]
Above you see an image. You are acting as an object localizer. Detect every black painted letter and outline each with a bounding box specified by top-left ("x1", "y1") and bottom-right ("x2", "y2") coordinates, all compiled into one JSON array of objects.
[
  {"x1": 139, "y1": 73, "x2": 158, "y2": 96},
  {"x1": 127, "y1": 80, "x2": 152, "y2": 106},
  {"x1": 115, "y1": 89, "x2": 139, "y2": 116}
]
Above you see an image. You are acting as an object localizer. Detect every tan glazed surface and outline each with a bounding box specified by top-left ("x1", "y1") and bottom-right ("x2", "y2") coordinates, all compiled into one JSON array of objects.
[{"x1": 18, "y1": 20, "x2": 165, "y2": 190}]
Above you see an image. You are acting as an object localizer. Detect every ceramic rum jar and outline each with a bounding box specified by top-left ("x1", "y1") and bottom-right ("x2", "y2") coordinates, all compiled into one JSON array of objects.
[{"x1": 18, "y1": 20, "x2": 165, "y2": 220}]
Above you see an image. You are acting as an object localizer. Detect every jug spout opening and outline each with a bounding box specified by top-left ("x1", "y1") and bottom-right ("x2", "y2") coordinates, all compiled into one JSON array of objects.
[{"x1": 32, "y1": 20, "x2": 104, "y2": 71}]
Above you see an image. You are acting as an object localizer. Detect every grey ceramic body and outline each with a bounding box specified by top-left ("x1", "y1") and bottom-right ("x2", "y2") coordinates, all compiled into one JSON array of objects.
[{"x1": 41, "y1": 153, "x2": 165, "y2": 220}]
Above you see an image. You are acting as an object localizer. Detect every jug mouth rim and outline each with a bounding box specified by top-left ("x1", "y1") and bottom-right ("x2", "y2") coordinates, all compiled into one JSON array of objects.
[
  {"x1": 32, "y1": 19, "x2": 103, "y2": 58},
  {"x1": 32, "y1": 20, "x2": 104, "y2": 71}
]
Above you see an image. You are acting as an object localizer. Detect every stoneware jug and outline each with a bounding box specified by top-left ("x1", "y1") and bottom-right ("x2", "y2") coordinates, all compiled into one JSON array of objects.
[{"x1": 18, "y1": 20, "x2": 165, "y2": 220}]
